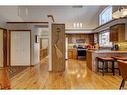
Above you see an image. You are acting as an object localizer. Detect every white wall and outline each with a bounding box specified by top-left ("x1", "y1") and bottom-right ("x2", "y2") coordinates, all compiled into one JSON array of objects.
[
  {"x1": 31, "y1": 27, "x2": 40, "y2": 65},
  {"x1": 0, "y1": 18, "x2": 7, "y2": 28}
]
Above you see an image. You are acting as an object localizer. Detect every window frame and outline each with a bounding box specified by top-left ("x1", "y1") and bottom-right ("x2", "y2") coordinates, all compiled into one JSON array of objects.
[
  {"x1": 99, "y1": 6, "x2": 112, "y2": 25},
  {"x1": 99, "y1": 30, "x2": 112, "y2": 47}
]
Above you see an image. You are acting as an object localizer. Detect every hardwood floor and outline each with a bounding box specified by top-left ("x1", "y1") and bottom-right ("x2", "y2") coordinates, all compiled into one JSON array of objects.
[{"x1": 0, "y1": 57, "x2": 127, "y2": 89}]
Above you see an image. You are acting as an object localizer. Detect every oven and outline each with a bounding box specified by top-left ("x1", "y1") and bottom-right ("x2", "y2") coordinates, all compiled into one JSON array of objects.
[{"x1": 77, "y1": 48, "x2": 87, "y2": 59}]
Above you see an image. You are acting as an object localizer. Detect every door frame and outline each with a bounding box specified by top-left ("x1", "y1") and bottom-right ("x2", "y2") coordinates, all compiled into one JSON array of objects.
[
  {"x1": 9, "y1": 30, "x2": 31, "y2": 66},
  {"x1": 0, "y1": 28, "x2": 7, "y2": 67}
]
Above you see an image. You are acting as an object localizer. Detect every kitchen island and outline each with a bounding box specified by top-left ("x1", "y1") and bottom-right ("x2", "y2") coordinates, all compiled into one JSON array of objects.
[{"x1": 86, "y1": 50, "x2": 127, "y2": 72}]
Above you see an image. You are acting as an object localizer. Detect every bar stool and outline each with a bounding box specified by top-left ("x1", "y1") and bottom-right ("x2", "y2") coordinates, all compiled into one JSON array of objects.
[
  {"x1": 112, "y1": 56, "x2": 127, "y2": 61},
  {"x1": 118, "y1": 60, "x2": 127, "y2": 89},
  {"x1": 112, "y1": 56, "x2": 127, "y2": 75},
  {"x1": 97, "y1": 57, "x2": 115, "y2": 76}
]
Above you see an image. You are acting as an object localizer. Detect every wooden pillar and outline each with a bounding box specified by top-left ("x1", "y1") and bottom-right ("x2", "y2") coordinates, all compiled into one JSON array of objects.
[{"x1": 51, "y1": 24, "x2": 65, "y2": 72}]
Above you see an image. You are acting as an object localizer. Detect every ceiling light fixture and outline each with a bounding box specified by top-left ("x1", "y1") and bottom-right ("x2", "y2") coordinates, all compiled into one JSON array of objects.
[
  {"x1": 112, "y1": 7, "x2": 127, "y2": 19},
  {"x1": 73, "y1": 22, "x2": 83, "y2": 28}
]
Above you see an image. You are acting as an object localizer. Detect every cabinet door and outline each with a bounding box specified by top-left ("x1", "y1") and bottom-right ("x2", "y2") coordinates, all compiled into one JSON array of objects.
[
  {"x1": 68, "y1": 50, "x2": 73, "y2": 59},
  {"x1": 89, "y1": 34, "x2": 94, "y2": 45},
  {"x1": 110, "y1": 26, "x2": 118, "y2": 42},
  {"x1": 110, "y1": 24, "x2": 125, "y2": 42},
  {"x1": 125, "y1": 24, "x2": 127, "y2": 40},
  {"x1": 118, "y1": 24, "x2": 125, "y2": 42},
  {"x1": 73, "y1": 49, "x2": 77, "y2": 59}
]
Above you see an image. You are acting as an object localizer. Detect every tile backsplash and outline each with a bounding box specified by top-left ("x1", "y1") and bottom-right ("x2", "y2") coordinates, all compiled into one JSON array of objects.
[{"x1": 116, "y1": 42, "x2": 127, "y2": 50}]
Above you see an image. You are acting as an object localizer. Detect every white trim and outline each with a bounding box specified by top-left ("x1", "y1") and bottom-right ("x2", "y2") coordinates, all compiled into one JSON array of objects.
[
  {"x1": 48, "y1": 22, "x2": 52, "y2": 71},
  {"x1": 99, "y1": 6, "x2": 112, "y2": 25}
]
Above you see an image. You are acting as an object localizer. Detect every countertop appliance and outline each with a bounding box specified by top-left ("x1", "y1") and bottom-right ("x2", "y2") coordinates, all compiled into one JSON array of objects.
[{"x1": 111, "y1": 44, "x2": 119, "y2": 51}]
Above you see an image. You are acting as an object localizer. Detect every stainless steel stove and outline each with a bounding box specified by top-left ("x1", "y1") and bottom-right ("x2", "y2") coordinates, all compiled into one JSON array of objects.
[{"x1": 77, "y1": 47, "x2": 87, "y2": 59}]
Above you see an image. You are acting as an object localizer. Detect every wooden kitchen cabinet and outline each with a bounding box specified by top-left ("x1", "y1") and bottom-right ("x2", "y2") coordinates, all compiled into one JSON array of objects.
[
  {"x1": 73, "y1": 49, "x2": 78, "y2": 59},
  {"x1": 68, "y1": 49, "x2": 77, "y2": 59},
  {"x1": 68, "y1": 50, "x2": 73, "y2": 59},
  {"x1": 110, "y1": 24, "x2": 125, "y2": 42},
  {"x1": 86, "y1": 50, "x2": 93, "y2": 70},
  {"x1": 88, "y1": 34, "x2": 94, "y2": 45}
]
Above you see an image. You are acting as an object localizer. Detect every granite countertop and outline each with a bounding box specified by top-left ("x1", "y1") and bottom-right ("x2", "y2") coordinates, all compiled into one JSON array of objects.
[{"x1": 87, "y1": 50, "x2": 127, "y2": 53}]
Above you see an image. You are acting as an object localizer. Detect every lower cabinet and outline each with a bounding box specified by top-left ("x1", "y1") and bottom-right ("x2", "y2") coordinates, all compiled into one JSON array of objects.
[
  {"x1": 110, "y1": 24, "x2": 125, "y2": 42},
  {"x1": 68, "y1": 49, "x2": 77, "y2": 59},
  {"x1": 86, "y1": 51, "x2": 92, "y2": 70}
]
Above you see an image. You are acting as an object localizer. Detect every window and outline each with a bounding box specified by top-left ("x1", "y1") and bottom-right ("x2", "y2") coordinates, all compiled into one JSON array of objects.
[
  {"x1": 99, "y1": 6, "x2": 112, "y2": 25},
  {"x1": 99, "y1": 30, "x2": 112, "y2": 47}
]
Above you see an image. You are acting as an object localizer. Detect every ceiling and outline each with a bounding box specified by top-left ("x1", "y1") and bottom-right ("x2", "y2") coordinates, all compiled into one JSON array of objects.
[{"x1": 0, "y1": 6, "x2": 102, "y2": 29}]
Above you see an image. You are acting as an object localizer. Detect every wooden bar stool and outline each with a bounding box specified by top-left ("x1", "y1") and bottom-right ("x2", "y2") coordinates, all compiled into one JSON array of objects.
[
  {"x1": 97, "y1": 57, "x2": 115, "y2": 76},
  {"x1": 112, "y1": 56, "x2": 127, "y2": 75},
  {"x1": 112, "y1": 56, "x2": 127, "y2": 61},
  {"x1": 118, "y1": 60, "x2": 127, "y2": 89}
]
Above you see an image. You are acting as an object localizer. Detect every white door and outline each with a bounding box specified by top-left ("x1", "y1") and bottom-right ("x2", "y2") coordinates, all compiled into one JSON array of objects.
[
  {"x1": 0, "y1": 29, "x2": 3, "y2": 67},
  {"x1": 11, "y1": 31, "x2": 30, "y2": 66}
]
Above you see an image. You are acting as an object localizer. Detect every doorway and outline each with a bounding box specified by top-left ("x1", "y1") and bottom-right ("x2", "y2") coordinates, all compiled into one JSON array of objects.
[
  {"x1": 40, "y1": 38, "x2": 49, "y2": 61},
  {"x1": 34, "y1": 27, "x2": 49, "y2": 70},
  {"x1": 9, "y1": 30, "x2": 31, "y2": 66}
]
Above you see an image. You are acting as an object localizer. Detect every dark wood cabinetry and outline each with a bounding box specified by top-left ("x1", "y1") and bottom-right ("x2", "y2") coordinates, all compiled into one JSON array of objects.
[
  {"x1": 88, "y1": 34, "x2": 94, "y2": 45},
  {"x1": 110, "y1": 24, "x2": 125, "y2": 42},
  {"x1": 68, "y1": 49, "x2": 77, "y2": 59},
  {"x1": 66, "y1": 34, "x2": 94, "y2": 45}
]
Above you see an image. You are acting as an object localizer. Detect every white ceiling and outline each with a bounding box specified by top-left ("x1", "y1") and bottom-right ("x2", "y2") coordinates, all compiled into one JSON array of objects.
[{"x1": 0, "y1": 6, "x2": 102, "y2": 29}]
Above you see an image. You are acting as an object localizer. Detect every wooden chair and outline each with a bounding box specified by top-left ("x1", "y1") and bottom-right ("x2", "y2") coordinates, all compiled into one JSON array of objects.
[
  {"x1": 118, "y1": 60, "x2": 127, "y2": 89},
  {"x1": 112, "y1": 56, "x2": 127, "y2": 61},
  {"x1": 112, "y1": 56, "x2": 127, "y2": 75},
  {"x1": 97, "y1": 57, "x2": 115, "y2": 76}
]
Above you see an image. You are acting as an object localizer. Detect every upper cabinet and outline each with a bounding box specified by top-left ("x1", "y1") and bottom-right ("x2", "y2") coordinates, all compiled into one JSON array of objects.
[
  {"x1": 110, "y1": 24, "x2": 125, "y2": 42},
  {"x1": 125, "y1": 24, "x2": 127, "y2": 41},
  {"x1": 88, "y1": 34, "x2": 94, "y2": 45},
  {"x1": 66, "y1": 34, "x2": 94, "y2": 45}
]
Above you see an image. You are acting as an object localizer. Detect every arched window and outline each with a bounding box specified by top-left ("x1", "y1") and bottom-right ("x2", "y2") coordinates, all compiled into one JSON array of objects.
[{"x1": 99, "y1": 6, "x2": 112, "y2": 25}]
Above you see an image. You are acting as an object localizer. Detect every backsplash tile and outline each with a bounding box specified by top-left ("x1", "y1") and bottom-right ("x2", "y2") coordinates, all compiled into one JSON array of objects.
[{"x1": 116, "y1": 42, "x2": 127, "y2": 50}]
